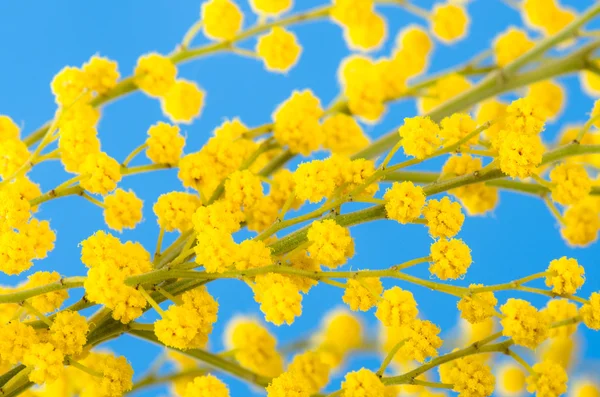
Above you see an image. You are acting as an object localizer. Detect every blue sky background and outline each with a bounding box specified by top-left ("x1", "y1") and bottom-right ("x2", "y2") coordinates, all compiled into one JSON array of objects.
[{"x1": 0, "y1": 0, "x2": 599, "y2": 395}]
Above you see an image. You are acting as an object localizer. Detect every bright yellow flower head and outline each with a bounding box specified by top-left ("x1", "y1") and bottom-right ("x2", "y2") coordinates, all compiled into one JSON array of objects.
[
  {"x1": 193, "y1": 200, "x2": 244, "y2": 234},
  {"x1": 7, "y1": 177, "x2": 42, "y2": 212},
  {"x1": 322, "y1": 114, "x2": 370, "y2": 155},
  {"x1": 194, "y1": 228, "x2": 237, "y2": 273},
  {"x1": 103, "y1": 188, "x2": 143, "y2": 231},
  {"x1": 447, "y1": 357, "x2": 495, "y2": 397},
  {"x1": 398, "y1": 116, "x2": 441, "y2": 159},
  {"x1": 24, "y1": 271, "x2": 68, "y2": 314},
  {"x1": 458, "y1": 284, "x2": 497, "y2": 324},
  {"x1": 375, "y1": 286, "x2": 418, "y2": 327},
  {"x1": 419, "y1": 73, "x2": 472, "y2": 113},
  {"x1": 134, "y1": 53, "x2": 177, "y2": 97},
  {"x1": 307, "y1": 219, "x2": 354, "y2": 268},
  {"x1": 293, "y1": 159, "x2": 336, "y2": 203},
  {"x1": 250, "y1": 0, "x2": 292, "y2": 16},
  {"x1": 343, "y1": 277, "x2": 383, "y2": 312},
  {"x1": 384, "y1": 181, "x2": 426, "y2": 224},
  {"x1": 494, "y1": 27, "x2": 535, "y2": 67},
  {"x1": 79, "y1": 151, "x2": 122, "y2": 195},
  {"x1": 161, "y1": 79, "x2": 205, "y2": 124},
  {"x1": 342, "y1": 368, "x2": 385, "y2": 397},
  {"x1": 423, "y1": 196, "x2": 465, "y2": 238},
  {"x1": 561, "y1": 197, "x2": 600, "y2": 247},
  {"x1": 439, "y1": 113, "x2": 478, "y2": 148},
  {"x1": 84, "y1": 266, "x2": 148, "y2": 323},
  {"x1": 224, "y1": 317, "x2": 283, "y2": 377},
  {"x1": 498, "y1": 132, "x2": 544, "y2": 179},
  {"x1": 0, "y1": 229, "x2": 35, "y2": 275},
  {"x1": 431, "y1": 3, "x2": 470, "y2": 43},
  {"x1": 146, "y1": 122, "x2": 185, "y2": 165},
  {"x1": 83, "y1": 55, "x2": 120, "y2": 95},
  {"x1": 500, "y1": 298, "x2": 550, "y2": 349},
  {"x1": 50, "y1": 310, "x2": 89, "y2": 356},
  {"x1": 224, "y1": 169, "x2": 264, "y2": 209},
  {"x1": 476, "y1": 99, "x2": 508, "y2": 146},
  {"x1": 545, "y1": 256, "x2": 585, "y2": 295},
  {"x1": 0, "y1": 115, "x2": 20, "y2": 141},
  {"x1": 550, "y1": 163, "x2": 592, "y2": 205},
  {"x1": 527, "y1": 80, "x2": 565, "y2": 121},
  {"x1": 338, "y1": 55, "x2": 386, "y2": 122},
  {"x1": 23, "y1": 342, "x2": 65, "y2": 385},
  {"x1": 287, "y1": 351, "x2": 331, "y2": 393},
  {"x1": 253, "y1": 273, "x2": 303, "y2": 325},
  {"x1": 58, "y1": 122, "x2": 101, "y2": 173},
  {"x1": 51, "y1": 66, "x2": 89, "y2": 106},
  {"x1": 526, "y1": 361, "x2": 568, "y2": 397},
  {"x1": 580, "y1": 292, "x2": 600, "y2": 330},
  {"x1": 234, "y1": 239, "x2": 272, "y2": 271},
  {"x1": 0, "y1": 321, "x2": 39, "y2": 364},
  {"x1": 399, "y1": 319, "x2": 443, "y2": 363},
  {"x1": 343, "y1": 10, "x2": 387, "y2": 52},
  {"x1": 375, "y1": 57, "x2": 408, "y2": 100},
  {"x1": 20, "y1": 219, "x2": 55, "y2": 259},
  {"x1": 201, "y1": 0, "x2": 244, "y2": 41},
  {"x1": 497, "y1": 363, "x2": 526, "y2": 396},
  {"x1": 505, "y1": 97, "x2": 547, "y2": 136},
  {"x1": 316, "y1": 309, "x2": 363, "y2": 368},
  {"x1": 0, "y1": 137, "x2": 30, "y2": 179},
  {"x1": 330, "y1": 0, "x2": 374, "y2": 27},
  {"x1": 429, "y1": 238, "x2": 472, "y2": 280},
  {"x1": 257, "y1": 27, "x2": 302, "y2": 73},
  {"x1": 184, "y1": 375, "x2": 230, "y2": 397},
  {"x1": 542, "y1": 299, "x2": 578, "y2": 338},
  {"x1": 396, "y1": 24, "x2": 433, "y2": 57},
  {"x1": 89, "y1": 354, "x2": 134, "y2": 396},
  {"x1": 0, "y1": 189, "x2": 31, "y2": 230},
  {"x1": 573, "y1": 381, "x2": 600, "y2": 397},
  {"x1": 272, "y1": 89, "x2": 323, "y2": 155},
  {"x1": 267, "y1": 371, "x2": 312, "y2": 397}
]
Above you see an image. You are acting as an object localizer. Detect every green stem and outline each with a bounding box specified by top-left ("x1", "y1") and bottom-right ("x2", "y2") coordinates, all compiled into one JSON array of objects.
[
  {"x1": 121, "y1": 143, "x2": 148, "y2": 167},
  {"x1": 0, "y1": 277, "x2": 85, "y2": 304},
  {"x1": 376, "y1": 339, "x2": 407, "y2": 377}
]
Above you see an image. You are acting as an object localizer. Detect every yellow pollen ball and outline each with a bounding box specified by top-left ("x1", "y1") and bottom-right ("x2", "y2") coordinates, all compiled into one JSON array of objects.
[
  {"x1": 201, "y1": 0, "x2": 244, "y2": 41},
  {"x1": 545, "y1": 256, "x2": 585, "y2": 295},
  {"x1": 343, "y1": 277, "x2": 383, "y2": 311},
  {"x1": 256, "y1": 27, "x2": 302, "y2": 73},
  {"x1": 146, "y1": 122, "x2": 185, "y2": 165},
  {"x1": 375, "y1": 286, "x2": 418, "y2": 327},
  {"x1": 423, "y1": 196, "x2": 465, "y2": 238},
  {"x1": 429, "y1": 238, "x2": 472, "y2": 280},
  {"x1": 493, "y1": 27, "x2": 535, "y2": 67},
  {"x1": 103, "y1": 189, "x2": 143, "y2": 231},
  {"x1": 134, "y1": 53, "x2": 177, "y2": 97},
  {"x1": 431, "y1": 3, "x2": 470, "y2": 43},
  {"x1": 526, "y1": 361, "x2": 568, "y2": 397},
  {"x1": 549, "y1": 163, "x2": 592, "y2": 205},
  {"x1": 398, "y1": 116, "x2": 441, "y2": 159},
  {"x1": 161, "y1": 79, "x2": 205, "y2": 124},
  {"x1": 384, "y1": 181, "x2": 426, "y2": 224},
  {"x1": 500, "y1": 298, "x2": 550, "y2": 349},
  {"x1": 83, "y1": 55, "x2": 120, "y2": 95},
  {"x1": 307, "y1": 219, "x2": 354, "y2": 268},
  {"x1": 342, "y1": 368, "x2": 385, "y2": 397}
]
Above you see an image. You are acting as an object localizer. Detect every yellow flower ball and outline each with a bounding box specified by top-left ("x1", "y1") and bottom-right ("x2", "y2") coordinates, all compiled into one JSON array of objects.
[
  {"x1": 250, "y1": 0, "x2": 292, "y2": 16},
  {"x1": 423, "y1": 196, "x2": 465, "y2": 238},
  {"x1": 134, "y1": 53, "x2": 177, "y2": 97},
  {"x1": 201, "y1": 0, "x2": 244, "y2": 41},
  {"x1": 493, "y1": 27, "x2": 535, "y2": 68},
  {"x1": 161, "y1": 79, "x2": 205, "y2": 124},
  {"x1": 256, "y1": 27, "x2": 302, "y2": 73},
  {"x1": 398, "y1": 116, "x2": 441, "y2": 159},
  {"x1": 146, "y1": 122, "x2": 185, "y2": 165},
  {"x1": 103, "y1": 189, "x2": 143, "y2": 231},
  {"x1": 82, "y1": 55, "x2": 120, "y2": 95},
  {"x1": 431, "y1": 3, "x2": 470, "y2": 43},
  {"x1": 79, "y1": 151, "x2": 122, "y2": 195}
]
